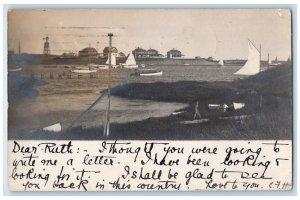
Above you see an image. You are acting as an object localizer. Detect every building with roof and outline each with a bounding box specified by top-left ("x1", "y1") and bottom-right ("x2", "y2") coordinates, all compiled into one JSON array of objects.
[
  {"x1": 78, "y1": 46, "x2": 99, "y2": 58},
  {"x1": 167, "y1": 48, "x2": 184, "y2": 59},
  {"x1": 118, "y1": 52, "x2": 126, "y2": 57},
  {"x1": 132, "y1": 47, "x2": 146, "y2": 58},
  {"x1": 132, "y1": 47, "x2": 163, "y2": 59}
]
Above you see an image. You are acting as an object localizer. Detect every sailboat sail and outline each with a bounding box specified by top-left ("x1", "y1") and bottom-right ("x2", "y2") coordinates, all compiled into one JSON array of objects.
[
  {"x1": 106, "y1": 53, "x2": 117, "y2": 66},
  {"x1": 234, "y1": 41, "x2": 260, "y2": 75},
  {"x1": 125, "y1": 53, "x2": 137, "y2": 65},
  {"x1": 218, "y1": 59, "x2": 224, "y2": 66},
  {"x1": 268, "y1": 53, "x2": 272, "y2": 65},
  {"x1": 122, "y1": 53, "x2": 138, "y2": 68}
]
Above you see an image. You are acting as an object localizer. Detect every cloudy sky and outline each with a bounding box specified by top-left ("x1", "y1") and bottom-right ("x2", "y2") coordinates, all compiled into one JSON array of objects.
[{"x1": 8, "y1": 9, "x2": 291, "y2": 60}]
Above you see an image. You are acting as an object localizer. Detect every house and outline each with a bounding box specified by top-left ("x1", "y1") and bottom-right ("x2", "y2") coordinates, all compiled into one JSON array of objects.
[
  {"x1": 78, "y1": 46, "x2": 99, "y2": 58},
  {"x1": 167, "y1": 48, "x2": 183, "y2": 59}
]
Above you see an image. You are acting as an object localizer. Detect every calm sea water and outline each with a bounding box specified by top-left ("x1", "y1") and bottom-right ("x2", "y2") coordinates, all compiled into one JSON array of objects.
[
  {"x1": 9, "y1": 64, "x2": 250, "y2": 131},
  {"x1": 123, "y1": 65, "x2": 243, "y2": 85}
]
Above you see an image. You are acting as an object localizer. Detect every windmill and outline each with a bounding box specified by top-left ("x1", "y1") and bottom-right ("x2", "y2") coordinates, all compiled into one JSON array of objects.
[{"x1": 43, "y1": 36, "x2": 50, "y2": 55}]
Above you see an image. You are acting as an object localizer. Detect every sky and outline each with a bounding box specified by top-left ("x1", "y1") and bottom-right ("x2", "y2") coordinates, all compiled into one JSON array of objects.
[{"x1": 8, "y1": 9, "x2": 291, "y2": 60}]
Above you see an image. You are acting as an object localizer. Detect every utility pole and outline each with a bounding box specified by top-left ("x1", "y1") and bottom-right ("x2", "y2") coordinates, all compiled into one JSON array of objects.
[
  {"x1": 103, "y1": 33, "x2": 113, "y2": 137},
  {"x1": 268, "y1": 52, "x2": 270, "y2": 69},
  {"x1": 18, "y1": 40, "x2": 21, "y2": 54},
  {"x1": 259, "y1": 44, "x2": 262, "y2": 66}
]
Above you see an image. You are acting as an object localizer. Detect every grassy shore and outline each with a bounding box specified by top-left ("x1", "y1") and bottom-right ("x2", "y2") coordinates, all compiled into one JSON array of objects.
[
  {"x1": 108, "y1": 64, "x2": 292, "y2": 140},
  {"x1": 9, "y1": 64, "x2": 292, "y2": 140}
]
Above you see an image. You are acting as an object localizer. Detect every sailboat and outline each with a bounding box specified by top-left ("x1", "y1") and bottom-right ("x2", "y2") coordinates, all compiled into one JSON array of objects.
[
  {"x1": 121, "y1": 53, "x2": 139, "y2": 69},
  {"x1": 234, "y1": 40, "x2": 260, "y2": 75},
  {"x1": 268, "y1": 53, "x2": 272, "y2": 66},
  {"x1": 218, "y1": 59, "x2": 224, "y2": 67},
  {"x1": 269, "y1": 56, "x2": 282, "y2": 66}
]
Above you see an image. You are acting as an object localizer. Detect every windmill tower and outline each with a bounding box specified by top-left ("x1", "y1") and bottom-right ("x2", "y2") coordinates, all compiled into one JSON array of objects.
[
  {"x1": 96, "y1": 41, "x2": 100, "y2": 52},
  {"x1": 43, "y1": 36, "x2": 50, "y2": 55}
]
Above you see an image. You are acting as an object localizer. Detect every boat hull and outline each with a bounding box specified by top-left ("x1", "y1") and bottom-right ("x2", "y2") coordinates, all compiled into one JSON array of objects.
[
  {"x1": 8, "y1": 68, "x2": 22, "y2": 72},
  {"x1": 71, "y1": 69, "x2": 97, "y2": 74},
  {"x1": 123, "y1": 65, "x2": 139, "y2": 69},
  {"x1": 139, "y1": 71, "x2": 163, "y2": 76}
]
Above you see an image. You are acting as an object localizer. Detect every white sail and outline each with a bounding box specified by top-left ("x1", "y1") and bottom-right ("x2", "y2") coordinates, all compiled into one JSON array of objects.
[
  {"x1": 42, "y1": 122, "x2": 62, "y2": 132},
  {"x1": 268, "y1": 53, "x2": 272, "y2": 64},
  {"x1": 218, "y1": 59, "x2": 224, "y2": 66},
  {"x1": 234, "y1": 41, "x2": 260, "y2": 75},
  {"x1": 106, "y1": 53, "x2": 117, "y2": 66},
  {"x1": 125, "y1": 53, "x2": 137, "y2": 65},
  {"x1": 122, "y1": 53, "x2": 138, "y2": 68}
]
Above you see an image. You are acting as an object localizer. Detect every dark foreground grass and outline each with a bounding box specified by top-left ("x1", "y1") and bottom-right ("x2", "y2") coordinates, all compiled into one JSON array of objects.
[{"x1": 9, "y1": 64, "x2": 292, "y2": 140}]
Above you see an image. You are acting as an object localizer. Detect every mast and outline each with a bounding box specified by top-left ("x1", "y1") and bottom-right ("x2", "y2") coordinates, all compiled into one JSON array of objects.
[
  {"x1": 103, "y1": 33, "x2": 113, "y2": 137},
  {"x1": 259, "y1": 43, "x2": 261, "y2": 67},
  {"x1": 88, "y1": 43, "x2": 91, "y2": 70},
  {"x1": 18, "y1": 40, "x2": 21, "y2": 54},
  {"x1": 268, "y1": 52, "x2": 270, "y2": 68}
]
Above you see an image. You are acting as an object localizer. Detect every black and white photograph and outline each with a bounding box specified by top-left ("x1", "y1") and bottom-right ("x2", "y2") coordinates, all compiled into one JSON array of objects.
[
  {"x1": 7, "y1": 9, "x2": 292, "y2": 140},
  {"x1": 4, "y1": 5, "x2": 296, "y2": 193}
]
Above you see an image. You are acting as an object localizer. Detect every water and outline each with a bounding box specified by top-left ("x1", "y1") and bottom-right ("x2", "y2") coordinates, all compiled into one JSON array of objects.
[
  {"x1": 124, "y1": 65, "x2": 243, "y2": 84},
  {"x1": 8, "y1": 74, "x2": 47, "y2": 101},
  {"x1": 76, "y1": 96, "x2": 188, "y2": 128},
  {"x1": 9, "y1": 64, "x2": 244, "y2": 132}
]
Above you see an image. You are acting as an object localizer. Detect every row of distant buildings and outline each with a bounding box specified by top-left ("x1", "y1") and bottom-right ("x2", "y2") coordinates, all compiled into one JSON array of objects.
[
  {"x1": 40, "y1": 36, "x2": 184, "y2": 59},
  {"x1": 132, "y1": 47, "x2": 184, "y2": 59},
  {"x1": 60, "y1": 45, "x2": 126, "y2": 58},
  {"x1": 61, "y1": 45, "x2": 184, "y2": 59}
]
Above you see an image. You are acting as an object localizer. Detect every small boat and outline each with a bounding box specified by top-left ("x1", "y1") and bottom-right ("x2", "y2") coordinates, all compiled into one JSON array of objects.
[
  {"x1": 42, "y1": 122, "x2": 62, "y2": 133},
  {"x1": 95, "y1": 65, "x2": 109, "y2": 70},
  {"x1": 183, "y1": 63, "x2": 190, "y2": 66},
  {"x1": 233, "y1": 102, "x2": 245, "y2": 110},
  {"x1": 133, "y1": 68, "x2": 163, "y2": 76},
  {"x1": 172, "y1": 111, "x2": 186, "y2": 115},
  {"x1": 71, "y1": 62, "x2": 98, "y2": 74},
  {"x1": 75, "y1": 66, "x2": 89, "y2": 70},
  {"x1": 180, "y1": 119, "x2": 209, "y2": 124},
  {"x1": 208, "y1": 104, "x2": 220, "y2": 109},
  {"x1": 208, "y1": 104, "x2": 228, "y2": 110},
  {"x1": 8, "y1": 67, "x2": 22, "y2": 72},
  {"x1": 71, "y1": 69, "x2": 97, "y2": 74},
  {"x1": 269, "y1": 56, "x2": 282, "y2": 66}
]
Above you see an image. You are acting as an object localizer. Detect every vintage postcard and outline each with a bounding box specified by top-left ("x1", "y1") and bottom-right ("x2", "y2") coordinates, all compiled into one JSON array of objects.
[{"x1": 7, "y1": 9, "x2": 292, "y2": 192}]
